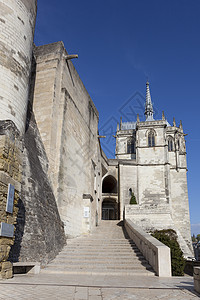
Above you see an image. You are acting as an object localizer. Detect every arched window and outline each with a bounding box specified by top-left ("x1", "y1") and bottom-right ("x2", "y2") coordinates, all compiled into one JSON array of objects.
[
  {"x1": 127, "y1": 138, "x2": 135, "y2": 154},
  {"x1": 148, "y1": 131, "x2": 155, "y2": 147},
  {"x1": 168, "y1": 137, "x2": 174, "y2": 152},
  {"x1": 175, "y1": 135, "x2": 180, "y2": 151},
  {"x1": 177, "y1": 139, "x2": 180, "y2": 150}
]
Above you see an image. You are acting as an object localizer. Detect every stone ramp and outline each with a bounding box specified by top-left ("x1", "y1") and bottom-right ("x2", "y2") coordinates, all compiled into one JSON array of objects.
[{"x1": 42, "y1": 220, "x2": 155, "y2": 276}]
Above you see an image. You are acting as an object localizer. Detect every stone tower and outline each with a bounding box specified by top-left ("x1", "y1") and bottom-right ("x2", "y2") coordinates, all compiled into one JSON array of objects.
[
  {"x1": 0, "y1": 0, "x2": 37, "y2": 133},
  {"x1": 0, "y1": 0, "x2": 37, "y2": 279},
  {"x1": 115, "y1": 81, "x2": 193, "y2": 258}
]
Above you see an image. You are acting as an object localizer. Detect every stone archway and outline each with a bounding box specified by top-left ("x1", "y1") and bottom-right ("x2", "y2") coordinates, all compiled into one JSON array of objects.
[{"x1": 102, "y1": 175, "x2": 117, "y2": 194}]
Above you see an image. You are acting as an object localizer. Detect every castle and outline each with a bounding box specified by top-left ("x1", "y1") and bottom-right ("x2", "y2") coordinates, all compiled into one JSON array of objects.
[{"x1": 0, "y1": 0, "x2": 193, "y2": 278}]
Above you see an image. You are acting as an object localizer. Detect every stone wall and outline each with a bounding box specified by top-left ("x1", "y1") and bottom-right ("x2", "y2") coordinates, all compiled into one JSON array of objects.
[
  {"x1": 119, "y1": 119, "x2": 193, "y2": 257},
  {"x1": 9, "y1": 114, "x2": 66, "y2": 265},
  {"x1": 0, "y1": 0, "x2": 37, "y2": 134},
  {"x1": 118, "y1": 163, "x2": 137, "y2": 219},
  {"x1": 137, "y1": 165, "x2": 167, "y2": 204},
  {"x1": 116, "y1": 129, "x2": 136, "y2": 160},
  {"x1": 136, "y1": 121, "x2": 168, "y2": 205},
  {"x1": 0, "y1": 121, "x2": 22, "y2": 279},
  {"x1": 125, "y1": 204, "x2": 173, "y2": 232},
  {"x1": 55, "y1": 49, "x2": 102, "y2": 237},
  {"x1": 32, "y1": 42, "x2": 102, "y2": 237},
  {"x1": 125, "y1": 202, "x2": 192, "y2": 257},
  {"x1": 170, "y1": 169, "x2": 193, "y2": 256}
]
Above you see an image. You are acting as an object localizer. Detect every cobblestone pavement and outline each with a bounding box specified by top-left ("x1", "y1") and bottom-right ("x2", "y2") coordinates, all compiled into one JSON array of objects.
[{"x1": 0, "y1": 273, "x2": 199, "y2": 300}]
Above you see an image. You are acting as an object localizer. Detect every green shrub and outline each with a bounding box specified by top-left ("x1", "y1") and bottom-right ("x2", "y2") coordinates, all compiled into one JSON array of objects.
[
  {"x1": 151, "y1": 229, "x2": 185, "y2": 276},
  {"x1": 130, "y1": 192, "x2": 137, "y2": 205}
]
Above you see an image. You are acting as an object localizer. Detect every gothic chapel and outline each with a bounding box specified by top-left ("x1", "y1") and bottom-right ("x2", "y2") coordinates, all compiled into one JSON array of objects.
[{"x1": 102, "y1": 81, "x2": 193, "y2": 257}]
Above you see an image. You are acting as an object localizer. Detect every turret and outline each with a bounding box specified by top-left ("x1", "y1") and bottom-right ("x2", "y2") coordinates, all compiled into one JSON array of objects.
[{"x1": 0, "y1": 0, "x2": 37, "y2": 134}]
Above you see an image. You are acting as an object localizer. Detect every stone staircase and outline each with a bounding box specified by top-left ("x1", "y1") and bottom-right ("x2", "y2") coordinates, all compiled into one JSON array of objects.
[{"x1": 42, "y1": 220, "x2": 155, "y2": 276}]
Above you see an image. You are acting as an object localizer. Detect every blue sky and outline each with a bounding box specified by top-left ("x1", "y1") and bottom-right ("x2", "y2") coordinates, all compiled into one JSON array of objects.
[{"x1": 34, "y1": 0, "x2": 200, "y2": 235}]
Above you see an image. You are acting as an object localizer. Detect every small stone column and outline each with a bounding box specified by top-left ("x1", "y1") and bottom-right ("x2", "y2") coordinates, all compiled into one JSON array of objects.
[{"x1": 0, "y1": 121, "x2": 22, "y2": 279}]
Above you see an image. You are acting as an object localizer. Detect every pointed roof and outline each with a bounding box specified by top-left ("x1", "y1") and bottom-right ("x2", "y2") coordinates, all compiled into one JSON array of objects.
[{"x1": 145, "y1": 81, "x2": 154, "y2": 121}]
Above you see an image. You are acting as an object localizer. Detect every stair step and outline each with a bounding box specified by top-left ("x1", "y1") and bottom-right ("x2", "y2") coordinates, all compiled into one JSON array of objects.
[
  {"x1": 61, "y1": 247, "x2": 140, "y2": 251},
  {"x1": 59, "y1": 250, "x2": 141, "y2": 255},
  {"x1": 64, "y1": 244, "x2": 137, "y2": 247},
  {"x1": 48, "y1": 264, "x2": 150, "y2": 269},
  {"x1": 42, "y1": 269, "x2": 155, "y2": 276},
  {"x1": 65, "y1": 245, "x2": 137, "y2": 248},
  {"x1": 49, "y1": 259, "x2": 149, "y2": 264},
  {"x1": 53, "y1": 257, "x2": 145, "y2": 262},
  {"x1": 57, "y1": 252, "x2": 142, "y2": 256},
  {"x1": 67, "y1": 240, "x2": 135, "y2": 244},
  {"x1": 42, "y1": 221, "x2": 156, "y2": 277},
  {"x1": 45, "y1": 264, "x2": 152, "y2": 270}
]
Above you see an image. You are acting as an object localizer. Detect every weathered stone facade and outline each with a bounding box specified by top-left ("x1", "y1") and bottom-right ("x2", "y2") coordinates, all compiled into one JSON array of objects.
[
  {"x1": 9, "y1": 114, "x2": 66, "y2": 264},
  {"x1": 0, "y1": 0, "x2": 37, "y2": 134},
  {"x1": 112, "y1": 84, "x2": 193, "y2": 258},
  {"x1": 32, "y1": 42, "x2": 102, "y2": 238},
  {"x1": 0, "y1": 0, "x2": 37, "y2": 274},
  {"x1": 0, "y1": 0, "x2": 66, "y2": 272},
  {"x1": 0, "y1": 121, "x2": 22, "y2": 279}
]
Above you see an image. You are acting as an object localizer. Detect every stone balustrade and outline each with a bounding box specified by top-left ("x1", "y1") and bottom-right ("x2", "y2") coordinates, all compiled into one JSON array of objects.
[{"x1": 124, "y1": 218, "x2": 171, "y2": 277}]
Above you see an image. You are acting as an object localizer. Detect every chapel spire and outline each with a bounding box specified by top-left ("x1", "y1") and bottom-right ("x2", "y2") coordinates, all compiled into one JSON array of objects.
[{"x1": 145, "y1": 81, "x2": 154, "y2": 121}]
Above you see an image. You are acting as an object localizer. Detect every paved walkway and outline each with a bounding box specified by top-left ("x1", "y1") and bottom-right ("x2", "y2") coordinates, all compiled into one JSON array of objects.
[
  {"x1": 1, "y1": 222, "x2": 199, "y2": 299},
  {"x1": 0, "y1": 273, "x2": 199, "y2": 299}
]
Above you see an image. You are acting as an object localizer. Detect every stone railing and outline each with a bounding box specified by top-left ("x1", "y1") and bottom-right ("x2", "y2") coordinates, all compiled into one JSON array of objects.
[
  {"x1": 124, "y1": 219, "x2": 171, "y2": 277},
  {"x1": 194, "y1": 267, "x2": 200, "y2": 294}
]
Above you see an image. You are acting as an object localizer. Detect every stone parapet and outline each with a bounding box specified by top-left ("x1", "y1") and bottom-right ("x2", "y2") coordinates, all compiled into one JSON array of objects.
[
  {"x1": 125, "y1": 204, "x2": 171, "y2": 214},
  {"x1": 125, "y1": 204, "x2": 173, "y2": 232},
  {"x1": 124, "y1": 204, "x2": 193, "y2": 258},
  {"x1": 124, "y1": 218, "x2": 171, "y2": 277},
  {"x1": 194, "y1": 267, "x2": 200, "y2": 294}
]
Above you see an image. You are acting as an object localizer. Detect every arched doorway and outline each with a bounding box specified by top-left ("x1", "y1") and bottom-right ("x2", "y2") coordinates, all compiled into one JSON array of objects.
[
  {"x1": 102, "y1": 199, "x2": 118, "y2": 220},
  {"x1": 102, "y1": 175, "x2": 118, "y2": 220},
  {"x1": 102, "y1": 175, "x2": 117, "y2": 193}
]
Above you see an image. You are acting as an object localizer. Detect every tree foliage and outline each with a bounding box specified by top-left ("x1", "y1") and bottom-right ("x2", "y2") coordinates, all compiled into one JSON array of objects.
[
  {"x1": 152, "y1": 229, "x2": 185, "y2": 276},
  {"x1": 192, "y1": 234, "x2": 196, "y2": 242},
  {"x1": 130, "y1": 192, "x2": 137, "y2": 205},
  {"x1": 197, "y1": 234, "x2": 200, "y2": 242}
]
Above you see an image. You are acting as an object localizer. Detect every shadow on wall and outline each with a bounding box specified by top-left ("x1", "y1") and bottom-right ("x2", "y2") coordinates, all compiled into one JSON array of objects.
[
  {"x1": 117, "y1": 221, "x2": 130, "y2": 239},
  {"x1": 9, "y1": 112, "x2": 66, "y2": 264},
  {"x1": 9, "y1": 52, "x2": 66, "y2": 264},
  {"x1": 9, "y1": 198, "x2": 25, "y2": 262}
]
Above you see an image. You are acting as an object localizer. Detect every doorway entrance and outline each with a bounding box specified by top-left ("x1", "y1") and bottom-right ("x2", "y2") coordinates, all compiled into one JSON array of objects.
[
  {"x1": 102, "y1": 207, "x2": 115, "y2": 220},
  {"x1": 102, "y1": 199, "x2": 118, "y2": 220}
]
